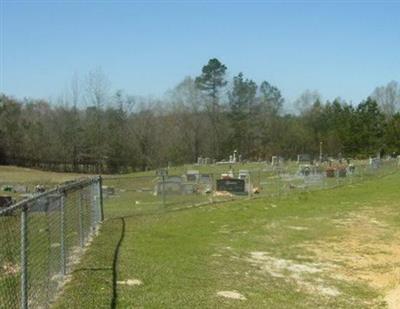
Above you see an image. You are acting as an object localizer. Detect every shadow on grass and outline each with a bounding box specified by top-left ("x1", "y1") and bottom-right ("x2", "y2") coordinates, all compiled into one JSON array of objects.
[{"x1": 111, "y1": 217, "x2": 125, "y2": 309}]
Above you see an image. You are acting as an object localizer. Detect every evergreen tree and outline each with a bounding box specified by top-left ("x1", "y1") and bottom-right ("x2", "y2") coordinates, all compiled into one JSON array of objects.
[
  {"x1": 195, "y1": 58, "x2": 228, "y2": 158},
  {"x1": 228, "y1": 72, "x2": 257, "y2": 157}
]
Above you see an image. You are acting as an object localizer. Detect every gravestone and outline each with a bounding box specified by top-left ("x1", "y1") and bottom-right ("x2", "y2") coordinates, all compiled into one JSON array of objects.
[
  {"x1": 238, "y1": 170, "x2": 249, "y2": 180},
  {"x1": 168, "y1": 176, "x2": 183, "y2": 183},
  {"x1": 154, "y1": 181, "x2": 181, "y2": 196},
  {"x1": 0, "y1": 196, "x2": 14, "y2": 216},
  {"x1": 199, "y1": 174, "x2": 211, "y2": 184},
  {"x1": 297, "y1": 154, "x2": 311, "y2": 164},
  {"x1": 186, "y1": 170, "x2": 199, "y2": 182},
  {"x1": 182, "y1": 183, "x2": 196, "y2": 195},
  {"x1": 0, "y1": 196, "x2": 12, "y2": 208},
  {"x1": 370, "y1": 158, "x2": 380, "y2": 169},
  {"x1": 216, "y1": 179, "x2": 245, "y2": 193},
  {"x1": 14, "y1": 184, "x2": 28, "y2": 193},
  {"x1": 298, "y1": 165, "x2": 311, "y2": 176}
]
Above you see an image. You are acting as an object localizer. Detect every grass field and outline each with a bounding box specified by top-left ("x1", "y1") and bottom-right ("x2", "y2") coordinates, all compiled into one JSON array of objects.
[
  {"x1": 0, "y1": 166, "x2": 102, "y2": 308},
  {"x1": 0, "y1": 165, "x2": 88, "y2": 201},
  {"x1": 1, "y1": 164, "x2": 399, "y2": 308},
  {"x1": 45, "y1": 166, "x2": 400, "y2": 308}
]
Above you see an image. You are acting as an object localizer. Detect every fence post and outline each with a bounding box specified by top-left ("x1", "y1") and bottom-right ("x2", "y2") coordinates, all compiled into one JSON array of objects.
[
  {"x1": 248, "y1": 173, "x2": 251, "y2": 199},
  {"x1": 78, "y1": 192, "x2": 84, "y2": 248},
  {"x1": 162, "y1": 175, "x2": 166, "y2": 209},
  {"x1": 60, "y1": 192, "x2": 66, "y2": 277},
  {"x1": 91, "y1": 184, "x2": 96, "y2": 232},
  {"x1": 20, "y1": 205, "x2": 28, "y2": 309},
  {"x1": 277, "y1": 172, "x2": 282, "y2": 198},
  {"x1": 99, "y1": 176, "x2": 104, "y2": 222},
  {"x1": 210, "y1": 173, "x2": 214, "y2": 204}
]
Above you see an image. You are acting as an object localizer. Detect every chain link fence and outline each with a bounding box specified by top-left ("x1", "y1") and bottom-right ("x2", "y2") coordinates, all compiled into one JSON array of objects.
[
  {"x1": 1, "y1": 160, "x2": 397, "y2": 308},
  {"x1": 0, "y1": 176, "x2": 103, "y2": 309},
  {"x1": 102, "y1": 158, "x2": 400, "y2": 218}
]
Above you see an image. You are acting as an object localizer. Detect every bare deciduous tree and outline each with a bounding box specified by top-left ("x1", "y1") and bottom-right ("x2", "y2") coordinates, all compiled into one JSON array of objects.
[{"x1": 371, "y1": 80, "x2": 400, "y2": 117}]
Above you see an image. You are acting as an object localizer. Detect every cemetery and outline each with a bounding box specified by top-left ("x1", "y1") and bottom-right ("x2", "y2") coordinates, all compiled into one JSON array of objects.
[
  {"x1": 1, "y1": 157, "x2": 400, "y2": 308},
  {"x1": 1, "y1": 2, "x2": 399, "y2": 307},
  {"x1": 25, "y1": 159, "x2": 400, "y2": 308}
]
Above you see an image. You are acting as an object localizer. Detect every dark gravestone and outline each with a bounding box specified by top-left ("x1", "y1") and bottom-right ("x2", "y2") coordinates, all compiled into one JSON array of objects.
[
  {"x1": 216, "y1": 179, "x2": 245, "y2": 193},
  {"x1": 0, "y1": 196, "x2": 13, "y2": 208},
  {"x1": 0, "y1": 196, "x2": 14, "y2": 216}
]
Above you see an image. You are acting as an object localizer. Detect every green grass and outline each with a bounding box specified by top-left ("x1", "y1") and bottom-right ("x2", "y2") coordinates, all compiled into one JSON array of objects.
[
  {"x1": 0, "y1": 165, "x2": 88, "y2": 201},
  {"x1": 0, "y1": 167, "x2": 99, "y2": 308},
  {"x1": 52, "y1": 166, "x2": 400, "y2": 308},
  {"x1": 1, "y1": 162, "x2": 398, "y2": 308},
  {"x1": 0, "y1": 165, "x2": 86, "y2": 185}
]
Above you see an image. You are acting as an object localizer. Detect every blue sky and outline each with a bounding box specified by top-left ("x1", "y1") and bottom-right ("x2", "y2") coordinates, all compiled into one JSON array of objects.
[{"x1": 1, "y1": 1, "x2": 399, "y2": 106}]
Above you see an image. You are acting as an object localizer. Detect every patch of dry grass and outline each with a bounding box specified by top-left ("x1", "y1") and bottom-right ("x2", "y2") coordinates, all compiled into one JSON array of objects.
[{"x1": 304, "y1": 207, "x2": 400, "y2": 308}]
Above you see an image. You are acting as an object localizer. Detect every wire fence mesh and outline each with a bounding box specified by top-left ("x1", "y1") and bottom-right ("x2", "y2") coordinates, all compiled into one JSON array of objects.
[{"x1": 0, "y1": 176, "x2": 103, "y2": 309}]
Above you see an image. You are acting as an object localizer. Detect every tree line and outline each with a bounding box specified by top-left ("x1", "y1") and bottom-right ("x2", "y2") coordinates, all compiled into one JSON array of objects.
[{"x1": 1, "y1": 59, "x2": 399, "y2": 173}]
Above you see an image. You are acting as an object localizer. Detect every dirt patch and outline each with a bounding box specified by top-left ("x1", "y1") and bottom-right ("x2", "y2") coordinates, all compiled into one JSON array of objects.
[
  {"x1": 247, "y1": 251, "x2": 340, "y2": 297},
  {"x1": 306, "y1": 207, "x2": 400, "y2": 307},
  {"x1": 214, "y1": 191, "x2": 233, "y2": 197},
  {"x1": 248, "y1": 251, "x2": 327, "y2": 274},
  {"x1": 217, "y1": 290, "x2": 246, "y2": 300},
  {"x1": 287, "y1": 226, "x2": 309, "y2": 231},
  {"x1": 386, "y1": 285, "x2": 400, "y2": 309},
  {"x1": 2, "y1": 262, "x2": 19, "y2": 276},
  {"x1": 310, "y1": 240, "x2": 400, "y2": 289},
  {"x1": 117, "y1": 279, "x2": 143, "y2": 286}
]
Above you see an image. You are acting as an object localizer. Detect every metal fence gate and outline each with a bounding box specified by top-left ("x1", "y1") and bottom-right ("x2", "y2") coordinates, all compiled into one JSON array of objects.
[{"x1": 0, "y1": 176, "x2": 103, "y2": 309}]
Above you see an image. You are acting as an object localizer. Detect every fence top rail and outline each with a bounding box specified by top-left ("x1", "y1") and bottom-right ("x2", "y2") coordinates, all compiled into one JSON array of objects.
[{"x1": 0, "y1": 176, "x2": 100, "y2": 216}]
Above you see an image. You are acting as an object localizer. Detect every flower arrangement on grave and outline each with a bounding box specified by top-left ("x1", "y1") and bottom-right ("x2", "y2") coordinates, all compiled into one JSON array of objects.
[{"x1": 325, "y1": 166, "x2": 335, "y2": 178}]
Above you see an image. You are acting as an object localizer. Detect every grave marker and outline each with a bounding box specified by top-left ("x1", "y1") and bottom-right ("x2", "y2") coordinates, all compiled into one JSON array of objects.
[{"x1": 216, "y1": 179, "x2": 245, "y2": 193}]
